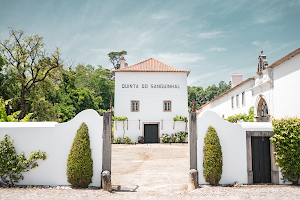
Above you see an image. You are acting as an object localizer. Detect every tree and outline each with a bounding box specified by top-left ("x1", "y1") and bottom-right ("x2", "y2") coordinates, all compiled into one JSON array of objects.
[
  {"x1": 73, "y1": 64, "x2": 114, "y2": 109},
  {"x1": 0, "y1": 28, "x2": 63, "y2": 120},
  {"x1": 271, "y1": 117, "x2": 300, "y2": 185},
  {"x1": 188, "y1": 81, "x2": 231, "y2": 110},
  {"x1": 67, "y1": 123, "x2": 93, "y2": 188},
  {"x1": 53, "y1": 69, "x2": 102, "y2": 122},
  {"x1": 0, "y1": 98, "x2": 32, "y2": 122},
  {"x1": 108, "y1": 51, "x2": 127, "y2": 70},
  {"x1": 0, "y1": 133, "x2": 47, "y2": 187},
  {"x1": 203, "y1": 126, "x2": 223, "y2": 186}
]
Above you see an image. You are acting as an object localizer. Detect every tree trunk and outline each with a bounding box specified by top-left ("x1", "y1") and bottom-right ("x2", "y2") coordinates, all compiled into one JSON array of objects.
[{"x1": 18, "y1": 87, "x2": 26, "y2": 120}]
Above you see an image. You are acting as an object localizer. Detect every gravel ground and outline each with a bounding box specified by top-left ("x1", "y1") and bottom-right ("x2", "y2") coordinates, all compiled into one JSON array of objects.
[{"x1": 0, "y1": 143, "x2": 299, "y2": 199}]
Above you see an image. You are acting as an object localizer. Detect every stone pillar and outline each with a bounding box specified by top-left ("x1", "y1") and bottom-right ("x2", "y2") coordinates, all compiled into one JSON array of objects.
[
  {"x1": 101, "y1": 171, "x2": 112, "y2": 192},
  {"x1": 188, "y1": 169, "x2": 198, "y2": 191},
  {"x1": 188, "y1": 112, "x2": 198, "y2": 190},
  {"x1": 102, "y1": 112, "x2": 112, "y2": 190},
  {"x1": 189, "y1": 112, "x2": 197, "y2": 170}
]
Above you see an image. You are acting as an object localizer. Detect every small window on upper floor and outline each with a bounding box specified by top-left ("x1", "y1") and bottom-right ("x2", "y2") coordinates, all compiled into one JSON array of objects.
[
  {"x1": 231, "y1": 96, "x2": 234, "y2": 109},
  {"x1": 131, "y1": 101, "x2": 139, "y2": 112},
  {"x1": 236, "y1": 94, "x2": 239, "y2": 108},
  {"x1": 163, "y1": 101, "x2": 172, "y2": 112},
  {"x1": 242, "y1": 92, "x2": 245, "y2": 106}
]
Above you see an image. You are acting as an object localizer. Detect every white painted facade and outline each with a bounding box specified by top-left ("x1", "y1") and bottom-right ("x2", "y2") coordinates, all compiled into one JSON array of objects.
[
  {"x1": 114, "y1": 59, "x2": 189, "y2": 143},
  {"x1": 199, "y1": 48, "x2": 300, "y2": 120},
  {"x1": 0, "y1": 110, "x2": 103, "y2": 187}
]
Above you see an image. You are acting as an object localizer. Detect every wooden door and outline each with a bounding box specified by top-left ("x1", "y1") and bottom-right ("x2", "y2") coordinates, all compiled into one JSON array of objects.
[
  {"x1": 144, "y1": 124, "x2": 158, "y2": 143},
  {"x1": 251, "y1": 136, "x2": 271, "y2": 183}
]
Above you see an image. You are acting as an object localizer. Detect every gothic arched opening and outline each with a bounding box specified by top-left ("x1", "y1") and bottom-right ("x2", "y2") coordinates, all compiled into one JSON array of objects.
[{"x1": 256, "y1": 98, "x2": 269, "y2": 122}]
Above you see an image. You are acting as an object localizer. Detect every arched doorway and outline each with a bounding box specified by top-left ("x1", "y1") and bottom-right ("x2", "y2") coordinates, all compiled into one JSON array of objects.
[{"x1": 256, "y1": 98, "x2": 269, "y2": 122}]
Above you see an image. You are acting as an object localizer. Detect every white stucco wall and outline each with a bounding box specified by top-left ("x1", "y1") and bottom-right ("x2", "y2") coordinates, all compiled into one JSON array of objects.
[
  {"x1": 0, "y1": 109, "x2": 103, "y2": 187},
  {"x1": 114, "y1": 72, "x2": 188, "y2": 142},
  {"x1": 273, "y1": 53, "x2": 300, "y2": 118},
  {"x1": 197, "y1": 110, "x2": 248, "y2": 184},
  {"x1": 196, "y1": 110, "x2": 286, "y2": 184}
]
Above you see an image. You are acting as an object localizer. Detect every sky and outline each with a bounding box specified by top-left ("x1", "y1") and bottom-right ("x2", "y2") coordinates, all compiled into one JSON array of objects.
[{"x1": 1, "y1": 0, "x2": 300, "y2": 88}]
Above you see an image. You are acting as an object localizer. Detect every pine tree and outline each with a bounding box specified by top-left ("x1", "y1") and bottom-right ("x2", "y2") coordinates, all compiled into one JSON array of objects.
[
  {"x1": 203, "y1": 126, "x2": 223, "y2": 186},
  {"x1": 67, "y1": 123, "x2": 93, "y2": 188}
]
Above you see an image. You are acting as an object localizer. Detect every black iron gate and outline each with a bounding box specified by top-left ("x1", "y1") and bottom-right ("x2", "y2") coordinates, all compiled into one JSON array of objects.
[
  {"x1": 251, "y1": 136, "x2": 271, "y2": 183},
  {"x1": 144, "y1": 124, "x2": 158, "y2": 143}
]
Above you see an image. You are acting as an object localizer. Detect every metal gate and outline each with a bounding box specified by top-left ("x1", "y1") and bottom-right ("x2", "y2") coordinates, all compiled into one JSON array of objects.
[
  {"x1": 251, "y1": 136, "x2": 271, "y2": 183},
  {"x1": 144, "y1": 124, "x2": 159, "y2": 143}
]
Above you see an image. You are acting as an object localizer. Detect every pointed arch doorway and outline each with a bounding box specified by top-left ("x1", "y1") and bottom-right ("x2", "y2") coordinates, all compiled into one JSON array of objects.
[{"x1": 256, "y1": 97, "x2": 270, "y2": 122}]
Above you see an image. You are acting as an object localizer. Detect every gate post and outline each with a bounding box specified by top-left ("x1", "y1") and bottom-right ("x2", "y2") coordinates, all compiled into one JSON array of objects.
[
  {"x1": 189, "y1": 112, "x2": 197, "y2": 170},
  {"x1": 188, "y1": 112, "x2": 198, "y2": 190},
  {"x1": 102, "y1": 111, "x2": 112, "y2": 191}
]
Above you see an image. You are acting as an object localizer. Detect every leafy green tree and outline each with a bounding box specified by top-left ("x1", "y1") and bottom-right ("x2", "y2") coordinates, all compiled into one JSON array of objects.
[
  {"x1": 53, "y1": 69, "x2": 102, "y2": 122},
  {"x1": 203, "y1": 126, "x2": 223, "y2": 186},
  {"x1": 73, "y1": 64, "x2": 114, "y2": 110},
  {"x1": 0, "y1": 133, "x2": 47, "y2": 186},
  {"x1": 0, "y1": 28, "x2": 63, "y2": 120},
  {"x1": 0, "y1": 98, "x2": 32, "y2": 122},
  {"x1": 0, "y1": 54, "x2": 15, "y2": 103},
  {"x1": 67, "y1": 123, "x2": 93, "y2": 188},
  {"x1": 271, "y1": 117, "x2": 300, "y2": 185},
  {"x1": 108, "y1": 50, "x2": 127, "y2": 70},
  {"x1": 188, "y1": 81, "x2": 231, "y2": 109}
]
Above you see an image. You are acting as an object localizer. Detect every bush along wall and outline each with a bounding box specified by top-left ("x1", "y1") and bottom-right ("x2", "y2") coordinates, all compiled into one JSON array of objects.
[
  {"x1": 67, "y1": 123, "x2": 93, "y2": 188},
  {"x1": 160, "y1": 131, "x2": 188, "y2": 143},
  {"x1": 271, "y1": 117, "x2": 300, "y2": 185},
  {"x1": 203, "y1": 126, "x2": 223, "y2": 186},
  {"x1": 0, "y1": 133, "x2": 47, "y2": 187}
]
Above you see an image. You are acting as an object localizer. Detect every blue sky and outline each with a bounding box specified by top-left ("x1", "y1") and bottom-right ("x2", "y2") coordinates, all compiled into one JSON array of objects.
[{"x1": 1, "y1": 0, "x2": 300, "y2": 88}]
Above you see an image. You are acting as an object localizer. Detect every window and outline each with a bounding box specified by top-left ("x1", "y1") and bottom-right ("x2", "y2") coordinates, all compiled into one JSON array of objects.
[
  {"x1": 236, "y1": 94, "x2": 239, "y2": 107},
  {"x1": 131, "y1": 101, "x2": 139, "y2": 112},
  {"x1": 163, "y1": 101, "x2": 172, "y2": 112},
  {"x1": 231, "y1": 97, "x2": 234, "y2": 109},
  {"x1": 242, "y1": 92, "x2": 245, "y2": 105}
]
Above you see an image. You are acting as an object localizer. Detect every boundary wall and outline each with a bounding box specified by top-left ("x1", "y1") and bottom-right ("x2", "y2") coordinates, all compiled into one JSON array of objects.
[
  {"x1": 193, "y1": 110, "x2": 286, "y2": 185},
  {"x1": 0, "y1": 109, "x2": 103, "y2": 187}
]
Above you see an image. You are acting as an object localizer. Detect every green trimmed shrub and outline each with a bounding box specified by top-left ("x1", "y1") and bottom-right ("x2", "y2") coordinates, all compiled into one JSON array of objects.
[
  {"x1": 0, "y1": 133, "x2": 47, "y2": 187},
  {"x1": 271, "y1": 117, "x2": 300, "y2": 185},
  {"x1": 67, "y1": 123, "x2": 93, "y2": 188},
  {"x1": 203, "y1": 126, "x2": 223, "y2": 186}
]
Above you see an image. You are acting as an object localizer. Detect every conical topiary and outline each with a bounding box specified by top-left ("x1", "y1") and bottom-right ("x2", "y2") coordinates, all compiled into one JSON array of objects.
[
  {"x1": 203, "y1": 126, "x2": 223, "y2": 186},
  {"x1": 67, "y1": 122, "x2": 93, "y2": 188}
]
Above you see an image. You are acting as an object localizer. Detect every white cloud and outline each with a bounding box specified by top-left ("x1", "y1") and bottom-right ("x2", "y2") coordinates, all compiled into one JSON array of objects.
[
  {"x1": 187, "y1": 73, "x2": 214, "y2": 86},
  {"x1": 252, "y1": 41, "x2": 259, "y2": 46},
  {"x1": 151, "y1": 52, "x2": 205, "y2": 65},
  {"x1": 198, "y1": 31, "x2": 225, "y2": 39},
  {"x1": 151, "y1": 11, "x2": 169, "y2": 20},
  {"x1": 209, "y1": 47, "x2": 227, "y2": 52},
  {"x1": 253, "y1": 10, "x2": 281, "y2": 24}
]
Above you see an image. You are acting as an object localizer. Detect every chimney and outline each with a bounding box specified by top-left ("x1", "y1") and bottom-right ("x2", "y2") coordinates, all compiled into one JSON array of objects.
[
  {"x1": 231, "y1": 73, "x2": 243, "y2": 88},
  {"x1": 120, "y1": 57, "x2": 126, "y2": 69}
]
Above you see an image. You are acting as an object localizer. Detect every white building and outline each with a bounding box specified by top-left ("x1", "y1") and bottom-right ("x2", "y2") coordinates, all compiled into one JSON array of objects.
[
  {"x1": 198, "y1": 47, "x2": 300, "y2": 121},
  {"x1": 113, "y1": 57, "x2": 189, "y2": 143}
]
